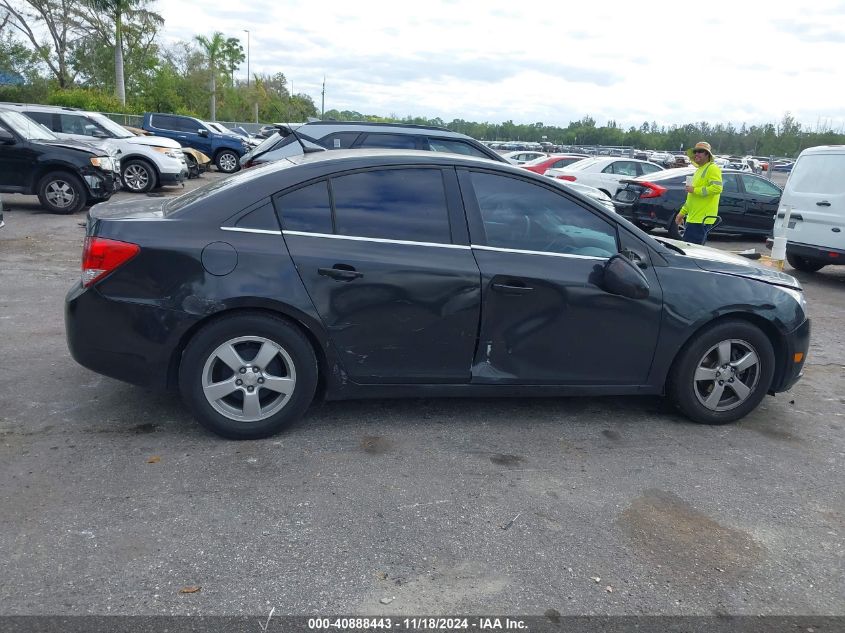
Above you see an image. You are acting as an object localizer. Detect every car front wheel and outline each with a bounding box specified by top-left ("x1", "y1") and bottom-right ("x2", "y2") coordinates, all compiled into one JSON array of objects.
[
  {"x1": 122, "y1": 159, "x2": 156, "y2": 193},
  {"x1": 36, "y1": 171, "x2": 87, "y2": 214},
  {"x1": 669, "y1": 320, "x2": 775, "y2": 425},
  {"x1": 215, "y1": 150, "x2": 240, "y2": 173},
  {"x1": 179, "y1": 313, "x2": 318, "y2": 439}
]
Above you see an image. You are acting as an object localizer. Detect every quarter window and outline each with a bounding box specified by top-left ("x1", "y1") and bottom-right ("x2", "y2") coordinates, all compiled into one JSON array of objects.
[
  {"x1": 331, "y1": 168, "x2": 451, "y2": 243},
  {"x1": 741, "y1": 175, "x2": 781, "y2": 197},
  {"x1": 426, "y1": 137, "x2": 491, "y2": 159},
  {"x1": 357, "y1": 133, "x2": 419, "y2": 150},
  {"x1": 319, "y1": 131, "x2": 361, "y2": 149},
  {"x1": 470, "y1": 172, "x2": 617, "y2": 258}
]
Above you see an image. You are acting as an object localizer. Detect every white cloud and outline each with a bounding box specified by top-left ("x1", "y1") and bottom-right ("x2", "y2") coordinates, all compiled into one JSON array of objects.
[{"x1": 154, "y1": 0, "x2": 845, "y2": 129}]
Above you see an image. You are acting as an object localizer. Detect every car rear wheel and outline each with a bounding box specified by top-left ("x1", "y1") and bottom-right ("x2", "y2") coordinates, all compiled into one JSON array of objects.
[
  {"x1": 122, "y1": 159, "x2": 156, "y2": 193},
  {"x1": 215, "y1": 150, "x2": 240, "y2": 173},
  {"x1": 36, "y1": 171, "x2": 87, "y2": 214},
  {"x1": 668, "y1": 320, "x2": 775, "y2": 425},
  {"x1": 787, "y1": 253, "x2": 825, "y2": 273},
  {"x1": 179, "y1": 313, "x2": 318, "y2": 439}
]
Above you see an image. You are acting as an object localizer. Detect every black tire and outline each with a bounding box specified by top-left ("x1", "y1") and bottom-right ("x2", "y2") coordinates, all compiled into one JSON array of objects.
[
  {"x1": 215, "y1": 150, "x2": 240, "y2": 173},
  {"x1": 121, "y1": 159, "x2": 157, "y2": 193},
  {"x1": 184, "y1": 154, "x2": 199, "y2": 179},
  {"x1": 668, "y1": 319, "x2": 775, "y2": 425},
  {"x1": 179, "y1": 313, "x2": 318, "y2": 439},
  {"x1": 787, "y1": 253, "x2": 825, "y2": 273},
  {"x1": 667, "y1": 215, "x2": 684, "y2": 239},
  {"x1": 36, "y1": 171, "x2": 87, "y2": 214}
]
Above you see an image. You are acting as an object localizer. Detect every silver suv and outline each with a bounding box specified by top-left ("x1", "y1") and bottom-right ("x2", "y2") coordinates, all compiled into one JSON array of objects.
[
  {"x1": 1, "y1": 103, "x2": 188, "y2": 193},
  {"x1": 240, "y1": 121, "x2": 506, "y2": 168}
]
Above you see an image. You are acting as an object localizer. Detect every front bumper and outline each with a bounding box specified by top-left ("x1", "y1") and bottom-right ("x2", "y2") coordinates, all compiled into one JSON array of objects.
[
  {"x1": 159, "y1": 166, "x2": 189, "y2": 185},
  {"x1": 772, "y1": 318, "x2": 810, "y2": 393},
  {"x1": 83, "y1": 169, "x2": 119, "y2": 201}
]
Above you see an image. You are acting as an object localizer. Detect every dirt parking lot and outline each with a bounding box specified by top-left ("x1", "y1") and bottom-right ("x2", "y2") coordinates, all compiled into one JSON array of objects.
[{"x1": 0, "y1": 172, "x2": 843, "y2": 616}]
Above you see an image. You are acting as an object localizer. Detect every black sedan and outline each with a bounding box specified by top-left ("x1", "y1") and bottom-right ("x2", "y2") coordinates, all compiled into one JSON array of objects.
[
  {"x1": 613, "y1": 167, "x2": 782, "y2": 239},
  {"x1": 66, "y1": 150, "x2": 809, "y2": 439}
]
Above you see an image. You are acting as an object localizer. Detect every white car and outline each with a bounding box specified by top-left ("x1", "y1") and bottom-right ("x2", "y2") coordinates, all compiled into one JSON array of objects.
[
  {"x1": 6, "y1": 103, "x2": 188, "y2": 193},
  {"x1": 560, "y1": 181, "x2": 616, "y2": 214},
  {"x1": 501, "y1": 150, "x2": 547, "y2": 164},
  {"x1": 544, "y1": 157, "x2": 665, "y2": 198}
]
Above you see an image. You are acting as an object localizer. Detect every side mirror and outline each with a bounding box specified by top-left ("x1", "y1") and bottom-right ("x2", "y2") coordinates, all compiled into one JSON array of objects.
[
  {"x1": 198, "y1": 129, "x2": 209, "y2": 137},
  {"x1": 0, "y1": 129, "x2": 16, "y2": 145},
  {"x1": 603, "y1": 253, "x2": 650, "y2": 299}
]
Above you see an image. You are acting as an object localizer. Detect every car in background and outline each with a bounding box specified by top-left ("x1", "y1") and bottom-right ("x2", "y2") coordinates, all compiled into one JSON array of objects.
[
  {"x1": 205, "y1": 121, "x2": 260, "y2": 148},
  {"x1": 561, "y1": 181, "x2": 616, "y2": 214},
  {"x1": 2, "y1": 103, "x2": 189, "y2": 194},
  {"x1": 520, "y1": 154, "x2": 589, "y2": 174},
  {"x1": 544, "y1": 157, "x2": 664, "y2": 198},
  {"x1": 123, "y1": 125, "x2": 211, "y2": 178},
  {"x1": 65, "y1": 148, "x2": 808, "y2": 439},
  {"x1": 648, "y1": 151, "x2": 675, "y2": 167},
  {"x1": 612, "y1": 167, "x2": 782, "y2": 239},
  {"x1": 142, "y1": 113, "x2": 250, "y2": 173},
  {"x1": 239, "y1": 121, "x2": 507, "y2": 168},
  {"x1": 771, "y1": 160, "x2": 794, "y2": 172},
  {"x1": 0, "y1": 108, "x2": 118, "y2": 213},
  {"x1": 501, "y1": 150, "x2": 547, "y2": 164}
]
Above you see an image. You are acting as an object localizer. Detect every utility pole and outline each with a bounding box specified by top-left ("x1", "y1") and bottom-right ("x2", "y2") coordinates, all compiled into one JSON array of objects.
[
  {"x1": 243, "y1": 30, "x2": 250, "y2": 87},
  {"x1": 321, "y1": 76, "x2": 325, "y2": 120}
]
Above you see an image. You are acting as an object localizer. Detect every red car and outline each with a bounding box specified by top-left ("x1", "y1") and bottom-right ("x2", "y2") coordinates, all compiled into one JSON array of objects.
[{"x1": 521, "y1": 154, "x2": 589, "y2": 174}]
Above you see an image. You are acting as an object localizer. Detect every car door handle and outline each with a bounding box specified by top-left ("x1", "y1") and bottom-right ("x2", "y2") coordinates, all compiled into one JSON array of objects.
[
  {"x1": 816, "y1": 201, "x2": 831, "y2": 206},
  {"x1": 318, "y1": 266, "x2": 362, "y2": 281},
  {"x1": 492, "y1": 282, "x2": 534, "y2": 295}
]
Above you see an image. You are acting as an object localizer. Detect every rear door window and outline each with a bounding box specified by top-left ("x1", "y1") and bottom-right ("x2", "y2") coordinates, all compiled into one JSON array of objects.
[
  {"x1": 25, "y1": 111, "x2": 55, "y2": 130},
  {"x1": 721, "y1": 173, "x2": 740, "y2": 193},
  {"x1": 274, "y1": 181, "x2": 333, "y2": 234},
  {"x1": 331, "y1": 168, "x2": 451, "y2": 243},
  {"x1": 356, "y1": 133, "x2": 420, "y2": 150},
  {"x1": 318, "y1": 131, "x2": 361, "y2": 149}
]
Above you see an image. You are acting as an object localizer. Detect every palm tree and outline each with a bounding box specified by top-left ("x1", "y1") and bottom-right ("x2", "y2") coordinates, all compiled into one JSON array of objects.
[
  {"x1": 82, "y1": 0, "x2": 143, "y2": 106},
  {"x1": 194, "y1": 31, "x2": 226, "y2": 121}
]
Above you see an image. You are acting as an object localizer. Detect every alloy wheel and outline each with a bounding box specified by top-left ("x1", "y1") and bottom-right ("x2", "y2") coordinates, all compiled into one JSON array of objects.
[
  {"x1": 693, "y1": 339, "x2": 760, "y2": 411},
  {"x1": 218, "y1": 153, "x2": 237, "y2": 172},
  {"x1": 45, "y1": 180, "x2": 76, "y2": 209},
  {"x1": 123, "y1": 164, "x2": 150, "y2": 191}
]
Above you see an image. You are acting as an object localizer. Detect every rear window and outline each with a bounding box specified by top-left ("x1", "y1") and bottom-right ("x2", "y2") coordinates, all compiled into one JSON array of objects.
[{"x1": 788, "y1": 154, "x2": 845, "y2": 194}]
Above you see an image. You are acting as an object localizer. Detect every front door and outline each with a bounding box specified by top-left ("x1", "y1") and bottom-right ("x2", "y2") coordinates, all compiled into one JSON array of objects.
[
  {"x1": 274, "y1": 167, "x2": 481, "y2": 384},
  {"x1": 0, "y1": 123, "x2": 33, "y2": 191},
  {"x1": 459, "y1": 169, "x2": 663, "y2": 385},
  {"x1": 739, "y1": 174, "x2": 781, "y2": 234},
  {"x1": 717, "y1": 173, "x2": 747, "y2": 229}
]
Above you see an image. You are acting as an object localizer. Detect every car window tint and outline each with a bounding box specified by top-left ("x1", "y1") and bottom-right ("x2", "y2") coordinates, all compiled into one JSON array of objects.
[
  {"x1": 426, "y1": 138, "x2": 490, "y2": 159},
  {"x1": 25, "y1": 111, "x2": 54, "y2": 129},
  {"x1": 151, "y1": 115, "x2": 177, "y2": 131},
  {"x1": 319, "y1": 131, "x2": 361, "y2": 149},
  {"x1": 357, "y1": 133, "x2": 419, "y2": 149},
  {"x1": 234, "y1": 201, "x2": 280, "y2": 232},
  {"x1": 741, "y1": 175, "x2": 780, "y2": 197},
  {"x1": 470, "y1": 171, "x2": 617, "y2": 258},
  {"x1": 331, "y1": 168, "x2": 451, "y2": 243},
  {"x1": 721, "y1": 173, "x2": 740, "y2": 193},
  {"x1": 274, "y1": 181, "x2": 333, "y2": 234}
]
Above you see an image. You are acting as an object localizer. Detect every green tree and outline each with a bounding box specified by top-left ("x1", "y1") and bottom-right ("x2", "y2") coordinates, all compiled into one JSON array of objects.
[
  {"x1": 194, "y1": 31, "x2": 226, "y2": 120},
  {"x1": 220, "y1": 36, "x2": 244, "y2": 86}
]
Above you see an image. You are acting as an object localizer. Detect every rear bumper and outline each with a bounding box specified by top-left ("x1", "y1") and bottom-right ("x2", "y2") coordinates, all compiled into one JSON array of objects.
[
  {"x1": 772, "y1": 318, "x2": 810, "y2": 393},
  {"x1": 786, "y1": 241, "x2": 845, "y2": 264}
]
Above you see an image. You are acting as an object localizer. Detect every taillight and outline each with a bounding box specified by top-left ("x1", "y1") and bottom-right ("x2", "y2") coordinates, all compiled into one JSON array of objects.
[
  {"x1": 558, "y1": 175, "x2": 577, "y2": 182},
  {"x1": 82, "y1": 236, "x2": 140, "y2": 287},
  {"x1": 638, "y1": 182, "x2": 667, "y2": 198}
]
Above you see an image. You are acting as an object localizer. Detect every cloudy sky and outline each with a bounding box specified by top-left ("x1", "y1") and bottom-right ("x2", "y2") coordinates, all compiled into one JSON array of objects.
[{"x1": 155, "y1": 0, "x2": 845, "y2": 130}]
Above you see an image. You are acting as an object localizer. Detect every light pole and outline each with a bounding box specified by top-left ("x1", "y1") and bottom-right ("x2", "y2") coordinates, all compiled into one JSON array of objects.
[{"x1": 243, "y1": 29, "x2": 250, "y2": 87}]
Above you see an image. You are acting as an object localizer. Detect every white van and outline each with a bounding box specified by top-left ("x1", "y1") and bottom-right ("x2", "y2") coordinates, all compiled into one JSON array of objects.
[{"x1": 777, "y1": 145, "x2": 845, "y2": 272}]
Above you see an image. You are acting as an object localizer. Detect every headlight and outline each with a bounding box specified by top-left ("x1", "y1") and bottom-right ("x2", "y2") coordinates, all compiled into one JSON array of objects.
[
  {"x1": 153, "y1": 147, "x2": 184, "y2": 160},
  {"x1": 779, "y1": 286, "x2": 808, "y2": 317},
  {"x1": 90, "y1": 156, "x2": 113, "y2": 171}
]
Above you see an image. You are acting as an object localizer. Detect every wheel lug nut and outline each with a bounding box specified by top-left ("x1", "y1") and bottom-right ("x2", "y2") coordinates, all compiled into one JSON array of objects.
[
  {"x1": 718, "y1": 380, "x2": 724, "y2": 385},
  {"x1": 247, "y1": 386, "x2": 254, "y2": 393},
  {"x1": 258, "y1": 378, "x2": 264, "y2": 384},
  {"x1": 236, "y1": 379, "x2": 243, "y2": 386},
  {"x1": 239, "y1": 367, "x2": 247, "y2": 374},
  {"x1": 253, "y1": 367, "x2": 260, "y2": 373}
]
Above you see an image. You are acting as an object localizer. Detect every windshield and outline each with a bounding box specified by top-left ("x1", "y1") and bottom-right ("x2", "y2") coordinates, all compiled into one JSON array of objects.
[
  {"x1": 0, "y1": 111, "x2": 58, "y2": 140},
  {"x1": 89, "y1": 113, "x2": 133, "y2": 138}
]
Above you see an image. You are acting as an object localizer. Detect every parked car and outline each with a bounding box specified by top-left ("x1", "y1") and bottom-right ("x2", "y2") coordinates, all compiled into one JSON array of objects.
[
  {"x1": 520, "y1": 154, "x2": 589, "y2": 174},
  {"x1": 142, "y1": 113, "x2": 250, "y2": 173},
  {"x1": 65, "y1": 149, "x2": 808, "y2": 439},
  {"x1": 239, "y1": 121, "x2": 507, "y2": 168},
  {"x1": 501, "y1": 150, "x2": 547, "y2": 164},
  {"x1": 561, "y1": 181, "x2": 616, "y2": 213},
  {"x1": 776, "y1": 145, "x2": 845, "y2": 272},
  {"x1": 771, "y1": 161, "x2": 794, "y2": 172},
  {"x1": 124, "y1": 125, "x2": 211, "y2": 178},
  {"x1": 612, "y1": 167, "x2": 782, "y2": 238},
  {"x1": 1, "y1": 103, "x2": 189, "y2": 194},
  {"x1": 0, "y1": 108, "x2": 119, "y2": 213},
  {"x1": 544, "y1": 157, "x2": 665, "y2": 198},
  {"x1": 255, "y1": 124, "x2": 284, "y2": 139},
  {"x1": 205, "y1": 121, "x2": 260, "y2": 148},
  {"x1": 648, "y1": 152, "x2": 675, "y2": 167}
]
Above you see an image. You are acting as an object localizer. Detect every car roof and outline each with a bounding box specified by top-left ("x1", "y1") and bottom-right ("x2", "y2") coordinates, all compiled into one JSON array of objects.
[
  {"x1": 299, "y1": 120, "x2": 469, "y2": 137},
  {"x1": 0, "y1": 102, "x2": 95, "y2": 114}
]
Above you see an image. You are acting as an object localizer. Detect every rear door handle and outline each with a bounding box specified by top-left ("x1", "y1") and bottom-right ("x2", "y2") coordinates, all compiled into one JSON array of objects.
[
  {"x1": 318, "y1": 266, "x2": 362, "y2": 281},
  {"x1": 817, "y1": 201, "x2": 831, "y2": 206},
  {"x1": 492, "y1": 282, "x2": 534, "y2": 295}
]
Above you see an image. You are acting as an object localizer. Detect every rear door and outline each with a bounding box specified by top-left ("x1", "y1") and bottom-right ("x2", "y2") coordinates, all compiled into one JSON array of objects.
[
  {"x1": 738, "y1": 174, "x2": 780, "y2": 234},
  {"x1": 716, "y1": 173, "x2": 747, "y2": 229},
  {"x1": 275, "y1": 166, "x2": 481, "y2": 384},
  {"x1": 781, "y1": 152, "x2": 845, "y2": 251}
]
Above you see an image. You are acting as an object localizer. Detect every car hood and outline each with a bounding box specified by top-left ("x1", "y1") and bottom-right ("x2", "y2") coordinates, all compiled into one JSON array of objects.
[
  {"x1": 658, "y1": 238, "x2": 801, "y2": 289},
  {"x1": 124, "y1": 135, "x2": 182, "y2": 149},
  {"x1": 39, "y1": 138, "x2": 105, "y2": 156},
  {"x1": 88, "y1": 196, "x2": 167, "y2": 222}
]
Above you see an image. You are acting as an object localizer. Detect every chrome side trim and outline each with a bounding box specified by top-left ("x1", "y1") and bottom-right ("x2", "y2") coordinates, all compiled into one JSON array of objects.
[
  {"x1": 471, "y1": 244, "x2": 608, "y2": 261},
  {"x1": 283, "y1": 230, "x2": 471, "y2": 250},
  {"x1": 220, "y1": 227, "x2": 283, "y2": 235}
]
